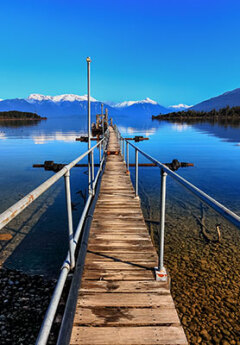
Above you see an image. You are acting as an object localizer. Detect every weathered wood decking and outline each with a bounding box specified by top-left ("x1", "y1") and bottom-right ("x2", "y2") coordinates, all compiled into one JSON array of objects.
[{"x1": 70, "y1": 127, "x2": 188, "y2": 344}]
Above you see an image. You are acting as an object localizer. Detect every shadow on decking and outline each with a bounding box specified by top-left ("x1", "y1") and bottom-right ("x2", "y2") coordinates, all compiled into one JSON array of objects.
[{"x1": 87, "y1": 250, "x2": 155, "y2": 271}]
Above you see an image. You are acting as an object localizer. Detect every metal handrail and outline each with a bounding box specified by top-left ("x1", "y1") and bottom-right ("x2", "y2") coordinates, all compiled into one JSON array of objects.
[
  {"x1": 126, "y1": 140, "x2": 240, "y2": 229},
  {"x1": 114, "y1": 125, "x2": 240, "y2": 280},
  {"x1": 0, "y1": 129, "x2": 109, "y2": 345},
  {"x1": 0, "y1": 135, "x2": 107, "y2": 231}
]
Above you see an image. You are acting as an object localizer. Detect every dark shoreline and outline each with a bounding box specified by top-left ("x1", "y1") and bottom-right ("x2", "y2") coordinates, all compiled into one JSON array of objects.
[
  {"x1": 0, "y1": 110, "x2": 46, "y2": 121},
  {"x1": 152, "y1": 105, "x2": 240, "y2": 124},
  {"x1": 152, "y1": 115, "x2": 240, "y2": 121},
  {"x1": 0, "y1": 118, "x2": 47, "y2": 121}
]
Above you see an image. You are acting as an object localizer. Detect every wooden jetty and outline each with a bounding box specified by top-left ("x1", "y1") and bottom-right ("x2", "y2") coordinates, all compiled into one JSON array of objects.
[{"x1": 69, "y1": 126, "x2": 188, "y2": 344}]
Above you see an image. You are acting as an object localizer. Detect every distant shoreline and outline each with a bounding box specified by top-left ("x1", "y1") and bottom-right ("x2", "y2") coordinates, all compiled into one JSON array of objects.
[
  {"x1": 0, "y1": 110, "x2": 46, "y2": 120},
  {"x1": 152, "y1": 105, "x2": 240, "y2": 121},
  {"x1": 0, "y1": 117, "x2": 46, "y2": 120}
]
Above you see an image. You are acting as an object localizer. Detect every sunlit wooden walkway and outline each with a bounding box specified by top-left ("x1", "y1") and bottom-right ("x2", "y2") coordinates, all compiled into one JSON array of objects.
[{"x1": 69, "y1": 126, "x2": 187, "y2": 344}]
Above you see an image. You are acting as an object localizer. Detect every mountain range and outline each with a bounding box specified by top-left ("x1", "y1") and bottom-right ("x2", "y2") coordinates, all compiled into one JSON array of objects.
[
  {"x1": 0, "y1": 94, "x2": 189, "y2": 118},
  {"x1": 191, "y1": 88, "x2": 240, "y2": 112},
  {"x1": 0, "y1": 87, "x2": 240, "y2": 117}
]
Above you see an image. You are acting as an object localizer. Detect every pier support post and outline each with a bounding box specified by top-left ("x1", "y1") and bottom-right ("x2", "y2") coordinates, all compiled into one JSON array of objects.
[
  {"x1": 120, "y1": 138, "x2": 122, "y2": 155},
  {"x1": 64, "y1": 171, "x2": 75, "y2": 269},
  {"x1": 155, "y1": 169, "x2": 167, "y2": 281}
]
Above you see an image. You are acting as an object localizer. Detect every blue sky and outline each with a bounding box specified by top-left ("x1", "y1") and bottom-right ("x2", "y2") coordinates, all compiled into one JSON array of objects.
[{"x1": 0, "y1": 0, "x2": 240, "y2": 106}]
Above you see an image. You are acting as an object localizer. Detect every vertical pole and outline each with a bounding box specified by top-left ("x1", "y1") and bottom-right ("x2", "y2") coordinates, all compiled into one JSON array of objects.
[
  {"x1": 106, "y1": 108, "x2": 108, "y2": 125},
  {"x1": 120, "y1": 138, "x2": 122, "y2": 155},
  {"x1": 159, "y1": 170, "x2": 167, "y2": 271},
  {"x1": 123, "y1": 139, "x2": 125, "y2": 162},
  {"x1": 64, "y1": 171, "x2": 75, "y2": 269},
  {"x1": 126, "y1": 142, "x2": 129, "y2": 171},
  {"x1": 91, "y1": 150, "x2": 95, "y2": 195},
  {"x1": 135, "y1": 149, "x2": 138, "y2": 197},
  {"x1": 86, "y1": 57, "x2": 92, "y2": 195},
  {"x1": 99, "y1": 142, "x2": 102, "y2": 164},
  {"x1": 101, "y1": 103, "x2": 104, "y2": 136}
]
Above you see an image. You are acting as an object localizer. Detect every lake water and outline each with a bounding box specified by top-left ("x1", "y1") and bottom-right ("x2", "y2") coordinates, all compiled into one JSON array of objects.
[{"x1": 0, "y1": 116, "x2": 240, "y2": 277}]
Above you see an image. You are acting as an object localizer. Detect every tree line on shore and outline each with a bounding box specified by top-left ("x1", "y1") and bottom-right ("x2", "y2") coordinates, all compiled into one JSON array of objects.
[
  {"x1": 152, "y1": 105, "x2": 240, "y2": 120},
  {"x1": 0, "y1": 110, "x2": 46, "y2": 119}
]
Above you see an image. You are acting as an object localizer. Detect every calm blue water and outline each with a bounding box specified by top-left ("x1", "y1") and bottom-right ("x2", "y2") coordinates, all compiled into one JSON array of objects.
[{"x1": 0, "y1": 116, "x2": 239, "y2": 277}]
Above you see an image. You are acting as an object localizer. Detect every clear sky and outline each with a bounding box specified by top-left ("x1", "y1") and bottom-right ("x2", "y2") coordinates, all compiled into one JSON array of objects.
[{"x1": 0, "y1": 0, "x2": 240, "y2": 106}]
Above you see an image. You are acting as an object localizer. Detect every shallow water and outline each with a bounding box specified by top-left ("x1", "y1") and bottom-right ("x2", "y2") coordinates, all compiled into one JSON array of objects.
[{"x1": 0, "y1": 115, "x2": 240, "y2": 279}]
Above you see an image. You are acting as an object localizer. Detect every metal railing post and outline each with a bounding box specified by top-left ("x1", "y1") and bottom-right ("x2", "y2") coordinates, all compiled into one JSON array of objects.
[
  {"x1": 120, "y1": 138, "x2": 122, "y2": 154},
  {"x1": 91, "y1": 150, "x2": 95, "y2": 195},
  {"x1": 126, "y1": 142, "x2": 129, "y2": 172},
  {"x1": 88, "y1": 153, "x2": 91, "y2": 195},
  {"x1": 123, "y1": 138, "x2": 125, "y2": 162},
  {"x1": 99, "y1": 142, "x2": 102, "y2": 165},
  {"x1": 64, "y1": 171, "x2": 75, "y2": 269},
  {"x1": 155, "y1": 169, "x2": 168, "y2": 281},
  {"x1": 135, "y1": 149, "x2": 138, "y2": 197},
  {"x1": 101, "y1": 103, "x2": 105, "y2": 136}
]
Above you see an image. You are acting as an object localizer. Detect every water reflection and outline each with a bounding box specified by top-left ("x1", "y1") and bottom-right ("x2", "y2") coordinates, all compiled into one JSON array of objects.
[
  {"x1": 0, "y1": 132, "x2": 6, "y2": 140},
  {"x1": 118, "y1": 125, "x2": 156, "y2": 136},
  {"x1": 0, "y1": 116, "x2": 240, "y2": 277},
  {"x1": 153, "y1": 118, "x2": 240, "y2": 143},
  {"x1": 171, "y1": 123, "x2": 191, "y2": 132},
  {"x1": 0, "y1": 119, "x2": 42, "y2": 128},
  {"x1": 32, "y1": 132, "x2": 81, "y2": 144}
]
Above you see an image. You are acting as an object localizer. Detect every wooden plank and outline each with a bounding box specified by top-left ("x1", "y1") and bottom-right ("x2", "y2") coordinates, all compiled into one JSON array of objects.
[
  {"x1": 91, "y1": 220, "x2": 146, "y2": 225},
  {"x1": 91, "y1": 231, "x2": 149, "y2": 241},
  {"x1": 90, "y1": 228, "x2": 148, "y2": 234},
  {"x1": 82, "y1": 270, "x2": 155, "y2": 281},
  {"x1": 80, "y1": 280, "x2": 169, "y2": 293},
  {"x1": 70, "y1": 326, "x2": 188, "y2": 345},
  {"x1": 84, "y1": 261, "x2": 154, "y2": 270},
  {"x1": 77, "y1": 293, "x2": 174, "y2": 308},
  {"x1": 85, "y1": 252, "x2": 157, "y2": 262},
  {"x1": 90, "y1": 230, "x2": 149, "y2": 235},
  {"x1": 91, "y1": 222, "x2": 146, "y2": 227},
  {"x1": 94, "y1": 209, "x2": 143, "y2": 214},
  {"x1": 95, "y1": 204, "x2": 141, "y2": 208},
  {"x1": 87, "y1": 245, "x2": 155, "y2": 253},
  {"x1": 73, "y1": 307, "x2": 179, "y2": 326},
  {"x1": 88, "y1": 240, "x2": 152, "y2": 246}
]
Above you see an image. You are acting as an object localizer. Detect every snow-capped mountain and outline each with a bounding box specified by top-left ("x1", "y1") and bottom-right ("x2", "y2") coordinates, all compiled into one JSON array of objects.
[
  {"x1": 115, "y1": 98, "x2": 158, "y2": 108},
  {"x1": 0, "y1": 94, "x2": 169, "y2": 117},
  {"x1": 191, "y1": 88, "x2": 240, "y2": 111},
  {"x1": 109, "y1": 97, "x2": 169, "y2": 116},
  {"x1": 27, "y1": 94, "x2": 98, "y2": 103},
  {"x1": 0, "y1": 94, "x2": 114, "y2": 117},
  {"x1": 168, "y1": 104, "x2": 192, "y2": 112}
]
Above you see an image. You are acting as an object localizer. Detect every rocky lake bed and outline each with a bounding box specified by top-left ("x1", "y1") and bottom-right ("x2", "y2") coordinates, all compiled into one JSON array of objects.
[
  {"x1": 0, "y1": 268, "x2": 58, "y2": 345},
  {"x1": 144, "y1": 192, "x2": 240, "y2": 345}
]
